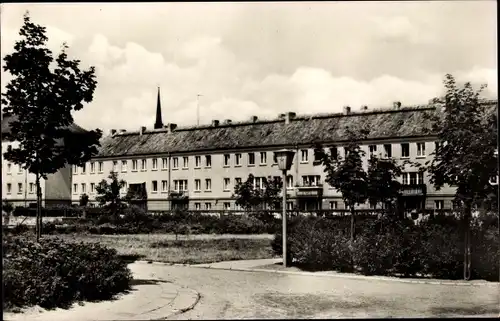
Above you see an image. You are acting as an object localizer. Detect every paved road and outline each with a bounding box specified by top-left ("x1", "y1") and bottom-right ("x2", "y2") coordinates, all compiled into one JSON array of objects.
[{"x1": 130, "y1": 263, "x2": 500, "y2": 319}]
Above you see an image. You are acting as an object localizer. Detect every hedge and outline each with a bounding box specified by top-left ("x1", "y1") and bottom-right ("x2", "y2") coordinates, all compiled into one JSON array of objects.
[
  {"x1": 3, "y1": 235, "x2": 132, "y2": 310},
  {"x1": 271, "y1": 214, "x2": 499, "y2": 281}
]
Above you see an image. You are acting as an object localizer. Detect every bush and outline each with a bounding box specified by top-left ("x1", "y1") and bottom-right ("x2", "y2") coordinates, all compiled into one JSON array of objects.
[{"x1": 3, "y1": 236, "x2": 132, "y2": 310}]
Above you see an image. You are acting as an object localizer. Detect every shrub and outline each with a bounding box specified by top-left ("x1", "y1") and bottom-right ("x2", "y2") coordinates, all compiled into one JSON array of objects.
[{"x1": 3, "y1": 236, "x2": 132, "y2": 310}]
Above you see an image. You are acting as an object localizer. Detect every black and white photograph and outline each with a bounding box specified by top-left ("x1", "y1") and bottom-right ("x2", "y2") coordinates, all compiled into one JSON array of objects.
[{"x1": 1, "y1": 1, "x2": 498, "y2": 319}]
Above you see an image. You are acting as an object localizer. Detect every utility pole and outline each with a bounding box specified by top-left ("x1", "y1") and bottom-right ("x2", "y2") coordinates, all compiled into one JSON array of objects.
[{"x1": 197, "y1": 94, "x2": 203, "y2": 126}]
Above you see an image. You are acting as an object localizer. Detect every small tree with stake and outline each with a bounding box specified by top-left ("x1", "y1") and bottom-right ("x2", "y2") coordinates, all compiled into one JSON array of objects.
[
  {"x1": 425, "y1": 74, "x2": 498, "y2": 280},
  {"x1": 1, "y1": 13, "x2": 102, "y2": 241},
  {"x1": 233, "y1": 174, "x2": 283, "y2": 212},
  {"x1": 96, "y1": 171, "x2": 127, "y2": 219}
]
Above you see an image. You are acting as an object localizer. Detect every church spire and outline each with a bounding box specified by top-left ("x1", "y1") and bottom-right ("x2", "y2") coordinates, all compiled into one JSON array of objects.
[{"x1": 154, "y1": 87, "x2": 164, "y2": 129}]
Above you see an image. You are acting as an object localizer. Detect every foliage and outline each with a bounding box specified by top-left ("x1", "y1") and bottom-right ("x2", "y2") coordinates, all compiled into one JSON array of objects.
[
  {"x1": 95, "y1": 171, "x2": 127, "y2": 217},
  {"x1": 79, "y1": 193, "x2": 89, "y2": 207},
  {"x1": 3, "y1": 201, "x2": 14, "y2": 215},
  {"x1": 366, "y1": 156, "x2": 404, "y2": 212},
  {"x1": 233, "y1": 174, "x2": 283, "y2": 211},
  {"x1": 2, "y1": 235, "x2": 132, "y2": 310},
  {"x1": 1, "y1": 13, "x2": 101, "y2": 240},
  {"x1": 426, "y1": 74, "x2": 497, "y2": 211}
]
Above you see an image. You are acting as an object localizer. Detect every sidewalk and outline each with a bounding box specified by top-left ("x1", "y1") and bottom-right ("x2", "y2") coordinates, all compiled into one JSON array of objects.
[
  {"x1": 3, "y1": 264, "x2": 200, "y2": 321},
  {"x1": 189, "y1": 258, "x2": 499, "y2": 287}
]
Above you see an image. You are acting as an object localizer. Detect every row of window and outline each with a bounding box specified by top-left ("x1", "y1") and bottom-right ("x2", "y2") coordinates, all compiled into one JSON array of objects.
[
  {"x1": 71, "y1": 142, "x2": 433, "y2": 175},
  {"x1": 327, "y1": 200, "x2": 446, "y2": 210},
  {"x1": 4, "y1": 182, "x2": 36, "y2": 194}
]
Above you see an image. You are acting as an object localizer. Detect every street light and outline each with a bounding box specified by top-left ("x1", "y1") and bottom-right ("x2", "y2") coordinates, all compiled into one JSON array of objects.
[{"x1": 274, "y1": 149, "x2": 296, "y2": 268}]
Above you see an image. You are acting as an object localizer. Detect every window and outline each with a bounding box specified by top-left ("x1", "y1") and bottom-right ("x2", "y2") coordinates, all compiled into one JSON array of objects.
[
  {"x1": 434, "y1": 142, "x2": 441, "y2": 155},
  {"x1": 98, "y1": 161, "x2": 104, "y2": 173},
  {"x1": 152, "y1": 158, "x2": 158, "y2": 170},
  {"x1": 29, "y1": 182, "x2": 34, "y2": 194},
  {"x1": 330, "y1": 147, "x2": 338, "y2": 159},
  {"x1": 224, "y1": 202, "x2": 231, "y2": 211},
  {"x1": 223, "y1": 178, "x2": 230, "y2": 191},
  {"x1": 300, "y1": 149, "x2": 309, "y2": 162},
  {"x1": 435, "y1": 200, "x2": 444, "y2": 210},
  {"x1": 235, "y1": 177, "x2": 242, "y2": 186},
  {"x1": 286, "y1": 202, "x2": 294, "y2": 210},
  {"x1": 409, "y1": 172, "x2": 417, "y2": 185},
  {"x1": 205, "y1": 155, "x2": 212, "y2": 167},
  {"x1": 173, "y1": 180, "x2": 188, "y2": 191},
  {"x1": 18, "y1": 183, "x2": 23, "y2": 194},
  {"x1": 490, "y1": 175, "x2": 498, "y2": 185},
  {"x1": 161, "y1": 158, "x2": 168, "y2": 170},
  {"x1": 384, "y1": 144, "x2": 392, "y2": 158},
  {"x1": 402, "y1": 173, "x2": 408, "y2": 185},
  {"x1": 369, "y1": 145, "x2": 377, "y2": 156},
  {"x1": 416, "y1": 143, "x2": 426, "y2": 157},
  {"x1": 89, "y1": 162, "x2": 95, "y2": 173},
  {"x1": 235, "y1": 153, "x2": 242, "y2": 166},
  {"x1": 417, "y1": 171, "x2": 424, "y2": 184},
  {"x1": 181, "y1": 157, "x2": 188, "y2": 169},
  {"x1": 195, "y1": 203, "x2": 201, "y2": 211},
  {"x1": 302, "y1": 175, "x2": 321, "y2": 186},
  {"x1": 260, "y1": 152, "x2": 267, "y2": 165},
  {"x1": 17, "y1": 164, "x2": 22, "y2": 174},
  {"x1": 132, "y1": 160, "x2": 138, "y2": 171},
  {"x1": 223, "y1": 154, "x2": 230, "y2": 166},
  {"x1": 273, "y1": 153, "x2": 278, "y2": 164},
  {"x1": 254, "y1": 177, "x2": 264, "y2": 189},
  {"x1": 195, "y1": 179, "x2": 201, "y2": 191},
  {"x1": 73, "y1": 184, "x2": 78, "y2": 193},
  {"x1": 195, "y1": 156, "x2": 201, "y2": 168},
  {"x1": 286, "y1": 175, "x2": 294, "y2": 189},
  {"x1": 112, "y1": 161, "x2": 118, "y2": 172},
  {"x1": 344, "y1": 147, "x2": 349, "y2": 157},
  {"x1": 205, "y1": 203, "x2": 212, "y2": 210},
  {"x1": 81, "y1": 164, "x2": 86, "y2": 174},
  {"x1": 247, "y1": 153, "x2": 255, "y2": 165},
  {"x1": 141, "y1": 159, "x2": 147, "y2": 171},
  {"x1": 329, "y1": 201, "x2": 338, "y2": 210},
  {"x1": 90, "y1": 183, "x2": 95, "y2": 193},
  {"x1": 6, "y1": 183, "x2": 12, "y2": 194},
  {"x1": 81, "y1": 183, "x2": 86, "y2": 193},
  {"x1": 152, "y1": 180, "x2": 158, "y2": 192},
  {"x1": 121, "y1": 160, "x2": 127, "y2": 172},
  {"x1": 401, "y1": 143, "x2": 410, "y2": 158},
  {"x1": 173, "y1": 157, "x2": 179, "y2": 169},
  {"x1": 73, "y1": 165, "x2": 78, "y2": 174},
  {"x1": 205, "y1": 179, "x2": 212, "y2": 191},
  {"x1": 162, "y1": 180, "x2": 168, "y2": 192}
]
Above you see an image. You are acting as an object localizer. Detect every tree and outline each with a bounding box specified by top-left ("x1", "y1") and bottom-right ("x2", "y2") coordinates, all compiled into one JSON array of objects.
[
  {"x1": 79, "y1": 193, "x2": 89, "y2": 207},
  {"x1": 233, "y1": 174, "x2": 283, "y2": 211},
  {"x1": 95, "y1": 171, "x2": 127, "y2": 218},
  {"x1": 1, "y1": 13, "x2": 102, "y2": 241},
  {"x1": 425, "y1": 74, "x2": 498, "y2": 280},
  {"x1": 314, "y1": 127, "x2": 369, "y2": 243},
  {"x1": 366, "y1": 156, "x2": 404, "y2": 215}
]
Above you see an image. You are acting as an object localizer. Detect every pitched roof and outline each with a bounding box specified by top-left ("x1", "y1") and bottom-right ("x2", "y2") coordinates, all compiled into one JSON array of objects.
[
  {"x1": 96, "y1": 104, "x2": 446, "y2": 158},
  {"x1": 1, "y1": 114, "x2": 88, "y2": 139}
]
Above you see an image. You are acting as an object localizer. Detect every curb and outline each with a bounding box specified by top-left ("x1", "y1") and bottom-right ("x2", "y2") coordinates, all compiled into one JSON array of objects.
[{"x1": 134, "y1": 261, "x2": 498, "y2": 287}]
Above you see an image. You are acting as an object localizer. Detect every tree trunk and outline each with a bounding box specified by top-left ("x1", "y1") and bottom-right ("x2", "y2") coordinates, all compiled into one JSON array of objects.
[
  {"x1": 350, "y1": 205, "x2": 356, "y2": 243},
  {"x1": 463, "y1": 201, "x2": 472, "y2": 281},
  {"x1": 35, "y1": 173, "x2": 42, "y2": 242}
]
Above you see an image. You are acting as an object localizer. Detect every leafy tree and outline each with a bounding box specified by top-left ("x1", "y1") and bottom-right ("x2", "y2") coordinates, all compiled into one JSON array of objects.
[
  {"x1": 96, "y1": 171, "x2": 127, "y2": 218},
  {"x1": 425, "y1": 74, "x2": 498, "y2": 280},
  {"x1": 314, "y1": 127, "x2": 369, "y2": 243},
  {"x1": 79, "y1": 193, "x2": 89, "y2": 207},
  {"x1": 1, "y1": 13, "x2": 101, "y2": 241},
  {"x1": 233, "y1": 174, "x2": 283, "y2": 211},
  {"x1": 366, "y1": 156, "x2": 404, "y2": 215}
]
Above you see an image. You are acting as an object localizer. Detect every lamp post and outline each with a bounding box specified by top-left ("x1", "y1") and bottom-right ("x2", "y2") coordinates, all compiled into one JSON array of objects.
[{"x1": 274, "y1": 149, "x2": 296, "y2": 267}]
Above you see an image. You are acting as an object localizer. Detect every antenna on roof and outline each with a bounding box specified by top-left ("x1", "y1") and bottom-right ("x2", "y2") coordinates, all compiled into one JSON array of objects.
[{"x1": 196, "y1": 94, "x2": 203, "y2": 126}]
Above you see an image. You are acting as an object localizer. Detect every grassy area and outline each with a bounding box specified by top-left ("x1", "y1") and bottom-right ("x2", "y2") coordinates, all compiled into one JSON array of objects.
[{"x1": 46, "y1": 234, "x2": 275, "y2": 264}]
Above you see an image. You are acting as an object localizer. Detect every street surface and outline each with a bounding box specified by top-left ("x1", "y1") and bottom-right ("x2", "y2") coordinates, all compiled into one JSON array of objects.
[{"x1": 130, "y1": 263, "x2": 500, "y2": 319}]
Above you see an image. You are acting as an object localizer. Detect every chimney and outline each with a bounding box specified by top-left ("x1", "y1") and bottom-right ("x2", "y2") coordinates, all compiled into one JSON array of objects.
[
  {"x1": 361, "y1": 105, "x2": 368, "y2": 111},
  {"x1": 278, "y1": 113, "x2": 286, "y2": 120},
  {"x1": 343, "y1": 106, "x2": 351, "y2": 115},
  {"x1": 223, "y1": 119, "x2": 232, "y2": 125},
  {"x1": 139, "y1": 126, "x2": 146, "y2": 135},
  {"x1": 166, "y1": 123, "x2": 177, "y2": 133},
  {"x1": 212, "y1": 120, "x2": 220, "y2": 127},
  {"x1": 119, "y1": 129, "x2": 126, "y2": 133},
  {"x1": 250, "y1": 116, "x2": 258, "y2": 123},
  {"x1": 393, "y1": 101, "x2": 402, "y2": 109},
  {"x1": 154, "y1": 87, "x2": 164, "y2": 129},
  {"x1": 110, "y1": 129, "x2": 117, "y2": 136},
  {"x1": 285, "y1": 112, "x2": 296, "y2": 124}
]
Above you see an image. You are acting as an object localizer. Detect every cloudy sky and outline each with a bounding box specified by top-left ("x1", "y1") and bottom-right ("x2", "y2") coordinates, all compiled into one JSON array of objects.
[{"x1": 1, "y1": 2, "x2": 497, "y2": 132}]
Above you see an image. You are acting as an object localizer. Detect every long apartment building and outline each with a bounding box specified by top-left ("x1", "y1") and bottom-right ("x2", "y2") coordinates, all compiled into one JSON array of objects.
[{"x1": 2, "y1": 91, "x2": 497, "y2": 212}]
